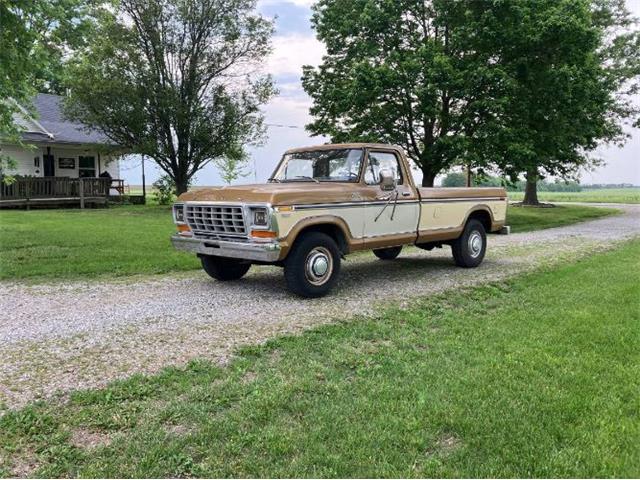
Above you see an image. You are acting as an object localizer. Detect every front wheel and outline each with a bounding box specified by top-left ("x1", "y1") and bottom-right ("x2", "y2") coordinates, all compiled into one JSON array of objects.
[
  {"x1": 284, "y1": 232, "x2": 341, "y2": 298},
  {"x1": 373, "y1": 246, "x2": 402, "y2": 260},
  {"x1": 451, "y1": 219, "x2": 486, "y2": 268},
  {"x1": 200, "y1": 255, "x2": 251, "y2": 281}
]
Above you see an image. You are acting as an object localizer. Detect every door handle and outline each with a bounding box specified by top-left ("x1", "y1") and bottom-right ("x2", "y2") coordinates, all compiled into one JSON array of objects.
[{"x1": 401, "y1": 191, "x2": 411, "y2": 197}]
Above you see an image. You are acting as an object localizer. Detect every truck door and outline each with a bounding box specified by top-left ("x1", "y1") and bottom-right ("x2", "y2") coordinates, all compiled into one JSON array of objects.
[{"x1": 362, "y1": 149, "x2": 420, "y2": 245}]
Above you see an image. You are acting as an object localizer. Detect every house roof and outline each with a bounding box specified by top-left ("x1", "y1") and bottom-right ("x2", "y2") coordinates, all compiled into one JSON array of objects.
[{"x1": 19, "y1": 93, "x2": 115, "y2": 146}]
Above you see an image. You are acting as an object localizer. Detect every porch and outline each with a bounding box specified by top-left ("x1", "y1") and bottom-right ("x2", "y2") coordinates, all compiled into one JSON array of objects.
[{"x1": 0, "y1": 176, "x2": 128, "y2": 208}]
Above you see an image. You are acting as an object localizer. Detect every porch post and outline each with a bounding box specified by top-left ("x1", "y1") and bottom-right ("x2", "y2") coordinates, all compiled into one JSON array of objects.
[{"x1": 79, "y1": 178, "x2": 85, "y2": 209}]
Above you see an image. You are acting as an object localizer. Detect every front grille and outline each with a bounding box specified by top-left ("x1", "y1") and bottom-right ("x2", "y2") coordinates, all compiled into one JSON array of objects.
[{"x1": 185, "y1": 205, "x2": 246, "y2": 236}]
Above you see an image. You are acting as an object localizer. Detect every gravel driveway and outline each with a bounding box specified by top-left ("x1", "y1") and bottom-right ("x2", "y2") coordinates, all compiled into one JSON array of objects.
[{"x1": 1, "y1": 204, "x2": 639, "y2": 410}]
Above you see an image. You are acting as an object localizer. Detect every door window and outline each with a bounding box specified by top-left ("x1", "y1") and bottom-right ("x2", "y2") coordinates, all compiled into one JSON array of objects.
[
  {"x1": 364, "y1": 151, "x2": 403, "y2": 185},
  {"x1": 78, "y1": 156, "x2": 96, "y2": 178}
]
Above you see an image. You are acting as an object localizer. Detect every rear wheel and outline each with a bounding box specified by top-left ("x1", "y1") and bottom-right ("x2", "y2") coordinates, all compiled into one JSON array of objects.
[
  {"x1": 200, "y1": 255, "x2": 251, "y2": 281},
  {"x1": 373, "y1": 246, "x2": 402, "y2": 260},
  {"x1": 284, "y1": 232, "x2": 341, "y2": 298},
  {"x1": 451, "y1": 219, "x2": 486, "y2": 268}
]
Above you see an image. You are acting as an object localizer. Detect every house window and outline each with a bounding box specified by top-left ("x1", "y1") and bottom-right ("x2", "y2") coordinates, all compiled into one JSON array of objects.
[{"x1": 78, "y1": 156, "x2": 96, "y2": 178}]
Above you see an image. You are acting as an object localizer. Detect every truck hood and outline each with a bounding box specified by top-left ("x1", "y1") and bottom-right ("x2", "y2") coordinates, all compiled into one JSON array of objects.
[{"x1": 178, "y1": 182, "x2": 361, "y2": 206}]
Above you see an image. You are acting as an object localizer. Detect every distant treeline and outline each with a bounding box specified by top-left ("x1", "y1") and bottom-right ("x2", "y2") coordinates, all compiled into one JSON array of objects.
[{"x1": 441, "y1": 172, "x2": 637, "y2": 191}]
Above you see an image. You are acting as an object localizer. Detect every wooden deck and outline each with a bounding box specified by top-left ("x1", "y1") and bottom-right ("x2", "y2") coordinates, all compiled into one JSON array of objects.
[{"x1": 0, "y1": 177, "x2": 126, "y2": 208}]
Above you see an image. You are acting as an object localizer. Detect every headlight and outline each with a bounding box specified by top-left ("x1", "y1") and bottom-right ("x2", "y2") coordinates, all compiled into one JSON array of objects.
[
  {"x1": 173, "y1": 204, "x2": 185, "y2": 223},
  {"x1": 252, "y1": 207, "x2": 268, "y2": 226}
]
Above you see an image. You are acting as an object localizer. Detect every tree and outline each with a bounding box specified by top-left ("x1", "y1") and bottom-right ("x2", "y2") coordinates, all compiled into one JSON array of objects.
[
  {"x1": 441, "y1": 172, "x2": 466, "y2": 187},
  {"x1": 0, "y1": 0, "x2": 98, "y2": 180},
  {"x1": 213, "y1": 148, "x2": 250, "y2": 184},
  {"x1": 64, "y1": 0, "x2": 275, "y2": 194},
  {"x1": 471, "y1": 0, "x2": 639, "y2": 205},
  {"x1": 302, "y1": 0, "x2": 502, "y2": 187}
]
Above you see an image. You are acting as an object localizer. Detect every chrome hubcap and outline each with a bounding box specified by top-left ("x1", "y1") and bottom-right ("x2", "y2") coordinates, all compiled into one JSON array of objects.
[
  {"x1": 305, "y1": 247, "x2": 333, "y2": 285},
  {"x1": 468, "y1": 231, "x2": 483, "y2": 258}
]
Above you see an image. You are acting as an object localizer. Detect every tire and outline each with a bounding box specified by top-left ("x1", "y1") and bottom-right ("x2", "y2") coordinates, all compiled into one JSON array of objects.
[
  {"x1": 451, "y1": 219, "x2": 487, "y2": 268},
  {"x1": 284, "y1": 232, "x2": 341, "y2": 298},
  {"x1": 200, "y1": 255, "x2": 251, "y2": 281},
  {"x1": 373, "y1": 246, "x2": 402, "y2": 260}
]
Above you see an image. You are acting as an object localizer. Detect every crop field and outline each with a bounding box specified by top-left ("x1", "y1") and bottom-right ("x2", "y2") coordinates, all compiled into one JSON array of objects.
[{"x1": 507, "y1": 187, "x2": 640, "y2": 204}]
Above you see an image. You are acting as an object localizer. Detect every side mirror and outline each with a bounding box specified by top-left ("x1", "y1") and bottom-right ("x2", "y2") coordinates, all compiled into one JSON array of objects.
[{"x1": 379, "y1": 169, "x2": 396, "y2": 191}]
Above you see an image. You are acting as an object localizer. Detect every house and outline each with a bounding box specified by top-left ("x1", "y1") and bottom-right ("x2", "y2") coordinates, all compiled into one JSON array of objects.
[{"x1": 0, "y1": 93, "x2": 127, "y2": 207}]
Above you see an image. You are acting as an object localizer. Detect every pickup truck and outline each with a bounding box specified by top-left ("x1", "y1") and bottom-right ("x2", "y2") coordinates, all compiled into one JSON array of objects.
[{"x1": 171, "y1": 143, "x2": 508, "y2": 297}]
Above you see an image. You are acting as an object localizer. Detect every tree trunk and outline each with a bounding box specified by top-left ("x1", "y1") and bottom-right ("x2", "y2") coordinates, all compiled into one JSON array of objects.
[
  {"x1": 421, "y1": 170, "x2": 436, "y2": 187},
  {"x1": 522, "y1": 169, "x2": 539, "y2": 205},
  {"x1": 174, "y1": 176, "x2": 189, "y2": 196}
]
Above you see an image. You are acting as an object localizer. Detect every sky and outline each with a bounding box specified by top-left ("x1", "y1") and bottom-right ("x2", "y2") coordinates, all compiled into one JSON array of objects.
[{"x1": 120, "y1": 0, "x2": 640, "y2": 187}]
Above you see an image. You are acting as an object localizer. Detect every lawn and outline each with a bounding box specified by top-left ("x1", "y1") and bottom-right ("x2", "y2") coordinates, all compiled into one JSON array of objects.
[
  {"x1": 0, "y1": 204, "x2": 619, "y2": 281},
  {"x1": 508, "y1": 187, "x2": 640, "y2": 204},
  {"x1": 1, "y1": 240, "x2": 638, "y2": 477},
  {"x1": 0, "y1": 205, "x2": 200, "y2": 280},
  {"x1": 506, "y1": 204, "x2": 619, "y2": 233}
]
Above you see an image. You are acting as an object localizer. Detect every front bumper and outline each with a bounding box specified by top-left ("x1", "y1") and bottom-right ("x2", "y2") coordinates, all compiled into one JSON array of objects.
[{"x1": 171, "y1": 234, "x2": 281, "y2": 262}]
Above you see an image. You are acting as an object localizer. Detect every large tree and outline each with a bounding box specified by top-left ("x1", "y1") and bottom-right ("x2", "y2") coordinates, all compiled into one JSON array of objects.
[
  {"x1": 1, "y1": 0, "x2": 98, "y2": 180},
  {"x1": 302, "y1": 0, "x2": 502, "y2": 187},
  {"x1": 474, "y1": 0, "x2": 640, "y2": 205},
  {"x1": 65, "y1": 0, "x2": 275, "y2": 194}
]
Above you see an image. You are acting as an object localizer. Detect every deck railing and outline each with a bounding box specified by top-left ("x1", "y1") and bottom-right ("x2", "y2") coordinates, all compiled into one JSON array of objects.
[{"x1": 0, "y1": 177, "x2": 125, "y2": 205}]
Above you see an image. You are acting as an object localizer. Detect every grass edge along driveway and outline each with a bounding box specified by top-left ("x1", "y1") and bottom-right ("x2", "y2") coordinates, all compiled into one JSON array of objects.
[
  {"x1": 0, "y1": 203, "x2": 621, "y2": 281},
  {"x1": 1, "y1": 238, "x2": 638, "y2": 478}
]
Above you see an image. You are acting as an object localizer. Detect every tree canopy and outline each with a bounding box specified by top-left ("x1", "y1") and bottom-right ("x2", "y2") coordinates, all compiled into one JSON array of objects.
[
  {"x1": 64, "y1": 0, "x2": 275, "y2": 194},
  {"x1": 302, "y1": 0, "x2": 501, "y2": 186},
  {"x1": 472, "y1": 0, "x2": 640, "y2": 204},
  {"x1": 303, "y1": 0, "x2": 639, "y2": 196}
]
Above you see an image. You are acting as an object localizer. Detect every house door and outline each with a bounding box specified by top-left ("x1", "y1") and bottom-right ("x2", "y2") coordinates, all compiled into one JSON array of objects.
[{"x1": 43, "y1": 154, "x2": 55, "y2": 177}]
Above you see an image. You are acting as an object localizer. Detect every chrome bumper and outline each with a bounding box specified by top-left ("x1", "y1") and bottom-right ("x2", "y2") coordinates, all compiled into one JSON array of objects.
[{"x1": 171, "y1": 235, "x2": 281, "y2": 262}]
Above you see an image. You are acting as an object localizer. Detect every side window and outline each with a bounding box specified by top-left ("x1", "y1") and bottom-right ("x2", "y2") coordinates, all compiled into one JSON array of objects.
[{"x1": 364, "y1": 151, "x2": 403, "y2": 186}]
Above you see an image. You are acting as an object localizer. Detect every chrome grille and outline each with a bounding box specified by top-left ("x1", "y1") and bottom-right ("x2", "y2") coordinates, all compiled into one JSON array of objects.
[{"x1": 185, "y1": 205, "x2": 246, "y2": 236}]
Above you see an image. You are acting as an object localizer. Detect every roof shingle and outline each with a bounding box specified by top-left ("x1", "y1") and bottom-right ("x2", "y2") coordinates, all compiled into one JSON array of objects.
[{"x1": 23, "y1": 93, "x2": 113, "y2": 146}]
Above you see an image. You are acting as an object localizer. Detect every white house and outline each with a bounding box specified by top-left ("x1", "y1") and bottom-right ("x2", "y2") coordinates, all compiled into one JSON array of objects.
[{"x1": 1, "y1": 93, "x2": 122, "y2": 180}]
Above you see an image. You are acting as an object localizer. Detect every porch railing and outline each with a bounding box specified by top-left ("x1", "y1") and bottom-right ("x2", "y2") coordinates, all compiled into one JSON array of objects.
[{"x1": 0, "y1": 177, "x2": 124, "y2": 202}]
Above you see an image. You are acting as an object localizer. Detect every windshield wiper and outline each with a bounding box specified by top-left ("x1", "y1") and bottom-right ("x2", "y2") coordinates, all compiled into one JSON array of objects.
[{"x1": 292, "y1": 175, "x2": 320, "y2": 183}]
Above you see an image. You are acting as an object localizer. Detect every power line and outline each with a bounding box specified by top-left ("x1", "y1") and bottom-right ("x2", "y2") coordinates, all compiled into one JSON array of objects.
[{"x1": 265, "y1": 123, "x2": 303, "y2": 129}]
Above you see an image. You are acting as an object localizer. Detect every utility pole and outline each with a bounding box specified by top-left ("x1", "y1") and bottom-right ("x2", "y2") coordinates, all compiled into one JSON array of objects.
[{"x1": 141, "y1": 155, "x2": 146, "y2": 205}]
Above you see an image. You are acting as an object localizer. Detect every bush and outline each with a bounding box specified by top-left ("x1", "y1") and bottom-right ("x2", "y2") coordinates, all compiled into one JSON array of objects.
[{"x1": 152, "y1": 175, "x2": 176, "y2": 205}]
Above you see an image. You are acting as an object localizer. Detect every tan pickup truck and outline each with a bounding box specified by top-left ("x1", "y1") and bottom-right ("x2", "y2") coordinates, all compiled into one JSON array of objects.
[{"x1": 172, "y1": 143, "x2": 508, "y2": 297}]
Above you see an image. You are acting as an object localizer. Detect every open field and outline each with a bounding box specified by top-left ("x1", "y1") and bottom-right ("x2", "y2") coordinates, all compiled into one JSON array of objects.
[
  {"x1": 508, "y1": 187, "x2": 640, "y2": 204},
  {"x1": 1, "y1": 239, "x2": 638, "y2": 478},
  {"x1": 0, "y1": 204, "x2": 619, "y2": 281}
]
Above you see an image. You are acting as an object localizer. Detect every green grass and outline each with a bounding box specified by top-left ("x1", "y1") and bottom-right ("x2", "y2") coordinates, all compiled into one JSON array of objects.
[
  {"x1": 1, "y1": 240, "x2": 638, "y2": 478},
  {"x1": 506, "y1": 204, "x2": 619, "y2": 233},
  {"x1": 0, "y1": 205, "x2": 199, "y2": 280},
  {"x1": 0, "y1": 203, "x2": 619, "y2": 281},
  {"x1": 508, "y1": 187, "x2": 640, "y2": 204}
]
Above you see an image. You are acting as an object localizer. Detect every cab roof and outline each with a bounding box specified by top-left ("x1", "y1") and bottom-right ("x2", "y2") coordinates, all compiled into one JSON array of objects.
[{"x1": 284, "y1": 143, "x2": 405, "y2": 154}]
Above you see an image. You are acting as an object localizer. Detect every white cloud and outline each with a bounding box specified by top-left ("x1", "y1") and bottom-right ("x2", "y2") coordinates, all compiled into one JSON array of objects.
[{"x1": 267, "y1": 33, "x2": 325, "y2": 77}]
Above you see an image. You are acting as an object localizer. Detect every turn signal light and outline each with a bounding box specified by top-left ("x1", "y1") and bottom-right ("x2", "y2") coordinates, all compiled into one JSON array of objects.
[
  {"x1": 177, "y1": 224, "x2": 192, "y2": 236},
  {"x1": 251, "y1": 230, "x2": 277, "y2": 239}
]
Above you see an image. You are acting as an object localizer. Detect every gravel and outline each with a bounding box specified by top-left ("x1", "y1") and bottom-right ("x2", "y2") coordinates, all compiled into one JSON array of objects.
[{"x1": 1, "y1": 204, "x2": 638, "y2": 410}]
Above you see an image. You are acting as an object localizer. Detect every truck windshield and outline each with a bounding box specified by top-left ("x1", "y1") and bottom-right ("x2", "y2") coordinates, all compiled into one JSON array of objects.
[{"x1": 272, "y1": 148, "x2": 363, "y2": 183}]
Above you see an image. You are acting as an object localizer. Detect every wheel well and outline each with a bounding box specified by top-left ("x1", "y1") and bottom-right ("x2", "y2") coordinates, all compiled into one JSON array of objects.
[
  {"x1": 467, "y1": 209, "x2": 492, "y2": 232},
  {"x1": 295, "y1": 223, "x2": 349, "y2": 254}
]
